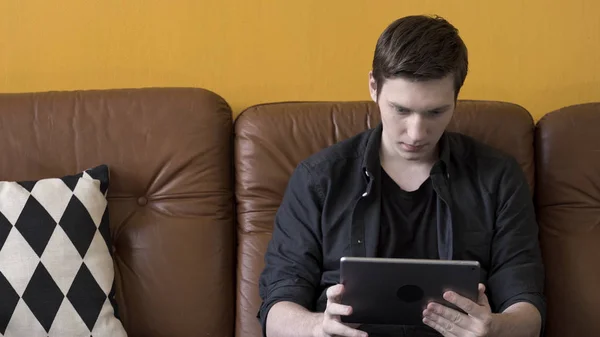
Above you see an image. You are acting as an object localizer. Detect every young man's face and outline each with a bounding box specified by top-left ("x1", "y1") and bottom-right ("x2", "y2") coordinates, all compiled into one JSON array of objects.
[{"x1": 369, "y1": 73, "x2": 455, "y2": 162}]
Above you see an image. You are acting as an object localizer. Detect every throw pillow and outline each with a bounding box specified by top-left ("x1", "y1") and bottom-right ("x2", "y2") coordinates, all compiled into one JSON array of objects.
[{"x1": 0, "y1": 165, "x2": 127, "y2": 337}]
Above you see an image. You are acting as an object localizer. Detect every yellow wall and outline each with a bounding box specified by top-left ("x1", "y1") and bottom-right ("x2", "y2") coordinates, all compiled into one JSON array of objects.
[{"x1": 1, "y1": 0, "x2": 599, "y2": 120}]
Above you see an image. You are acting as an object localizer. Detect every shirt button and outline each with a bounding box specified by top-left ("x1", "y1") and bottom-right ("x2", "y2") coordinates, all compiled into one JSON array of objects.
[
  {"x1": 357, "y1": 240, "x2": 361, "y2": 243},
  {"x1": 362, "y1": 192, "x2": 368, "y2": 197},
  {"x1": 137, "y1": 196, "x2": 148, "y2": 206}
]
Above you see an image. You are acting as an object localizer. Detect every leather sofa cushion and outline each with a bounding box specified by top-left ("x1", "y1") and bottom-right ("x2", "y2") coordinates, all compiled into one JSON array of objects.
[
  {"x1": 234, "y1": 100, "x2": 535, "y2": 337},
  {"x1": 535, "y1": 103, "x2": 600, "y2": 337},
  {"x1": 0, "y1": 88, "x2": 235, "y2": 337}
]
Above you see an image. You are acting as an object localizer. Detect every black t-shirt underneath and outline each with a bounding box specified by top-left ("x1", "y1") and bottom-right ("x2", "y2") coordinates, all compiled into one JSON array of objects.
[
  {"x1": 362, "y1": 167, "x2": 441, "y2": 336},
  {"x1": 378, "y1": 166, "x2": 439, "y2": 259}
]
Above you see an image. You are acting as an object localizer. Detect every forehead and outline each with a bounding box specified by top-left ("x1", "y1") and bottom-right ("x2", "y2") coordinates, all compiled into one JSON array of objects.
[{"x1": 379, "y1": 75, "x2": 455, "y2": 111}]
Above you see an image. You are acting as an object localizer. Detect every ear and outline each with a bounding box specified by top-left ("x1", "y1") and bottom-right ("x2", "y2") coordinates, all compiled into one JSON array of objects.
[{"x1": 368, "y1": 71, "x2": 378, "y2": 102}]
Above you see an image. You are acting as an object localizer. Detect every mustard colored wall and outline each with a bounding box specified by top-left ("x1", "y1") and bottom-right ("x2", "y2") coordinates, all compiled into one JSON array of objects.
[{"x1": 1, "y1": 0, "x2": 599, "y2": 120}]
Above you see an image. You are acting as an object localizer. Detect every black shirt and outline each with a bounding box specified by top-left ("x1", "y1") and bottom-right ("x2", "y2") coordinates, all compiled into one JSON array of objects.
[{"x1": 378, "y1": 167, "x2": 439, "y2": 259}]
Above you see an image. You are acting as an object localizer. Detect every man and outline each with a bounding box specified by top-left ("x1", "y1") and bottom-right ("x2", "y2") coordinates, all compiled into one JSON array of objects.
[{"x1": 257, "y1": 15, "x2": 545, "y2": 337}]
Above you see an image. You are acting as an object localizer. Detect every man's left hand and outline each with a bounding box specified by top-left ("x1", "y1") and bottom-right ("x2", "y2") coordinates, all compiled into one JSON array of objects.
[{"x1": 422, "y1": 283, "x2": 495, "y2": 337}]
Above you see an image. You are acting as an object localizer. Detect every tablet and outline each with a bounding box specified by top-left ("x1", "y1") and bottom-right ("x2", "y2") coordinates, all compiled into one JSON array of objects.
[{"x1": 339, "y1": 257, "x2": 480, "y2": 326}]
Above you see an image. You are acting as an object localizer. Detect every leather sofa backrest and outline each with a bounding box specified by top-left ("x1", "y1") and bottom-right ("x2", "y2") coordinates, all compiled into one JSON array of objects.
[
  {"x1": 535, "y1": 103, "x2": 600, "y2": 337},
  {"x1": 234, "y1": 100, "x2": 535, "y2": 337},
  {"x1": 0, "y1": 88, "x2": 235, "y2": 337}
]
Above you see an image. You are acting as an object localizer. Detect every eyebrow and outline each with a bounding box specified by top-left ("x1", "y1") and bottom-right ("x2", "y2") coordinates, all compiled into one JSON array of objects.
[{"x1": 389, "y1": 102, "x2": 452, "y2": 113}]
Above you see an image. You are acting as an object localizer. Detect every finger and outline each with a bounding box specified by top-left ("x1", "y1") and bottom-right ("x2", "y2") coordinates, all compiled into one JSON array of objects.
[
  {"x1": 423, "y1": 315, "x2": 458, "y2": 337},
  {"x1": 477, "y1": 283, "x2": 489, "y2": 306},
  {"x1": 325, "y1": 303, "x2": 353, "y2": 317},
  {"x1": 423, "y1": 309, "x2": 467, "y2": 336},
  {"x1": 326, "y1": 284, "x2": 345, "y2": 302},
  {"x1": 443, "y1": 290, "x2": 482, "y2": 317},
  {"x1": 323, "y1": 319, "x2": 368, "y2": 337},
  {"x1": 425, "y1": 303, "x2": 471, "y2": 330}
]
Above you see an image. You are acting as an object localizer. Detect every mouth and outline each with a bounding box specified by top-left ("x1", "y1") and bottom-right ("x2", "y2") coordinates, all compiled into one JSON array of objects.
[{"x1": 400, "y1": 143, "x2": 426, "y2": 152}]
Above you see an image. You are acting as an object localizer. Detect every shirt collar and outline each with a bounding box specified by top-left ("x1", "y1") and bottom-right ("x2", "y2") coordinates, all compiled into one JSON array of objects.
[
  {"x1": 361, "y1": 123, "x2": 383, "y2": 178},
  {"x1": 432, "y1": 132, "x2": 451, "y2": 176}
]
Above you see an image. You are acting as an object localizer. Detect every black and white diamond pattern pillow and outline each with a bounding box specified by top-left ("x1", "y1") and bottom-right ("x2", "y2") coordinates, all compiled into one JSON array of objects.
[{"x1": 0, "y1": 165, "x2": 127, "y2": 337}]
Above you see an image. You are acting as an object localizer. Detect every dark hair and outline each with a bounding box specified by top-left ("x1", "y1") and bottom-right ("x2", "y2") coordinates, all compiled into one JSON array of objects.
[{"x1": 372, "y1": 15, "x2": 468, "y2": 99}]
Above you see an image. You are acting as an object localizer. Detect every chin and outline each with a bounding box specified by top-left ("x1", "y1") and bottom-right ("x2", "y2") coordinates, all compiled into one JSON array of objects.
[
  {"x1": 403, "y1": 156, "x2": 423, "y2": 161},
  {"x1": 398, "y1": 152, "x2": 423, "y2": 161}
]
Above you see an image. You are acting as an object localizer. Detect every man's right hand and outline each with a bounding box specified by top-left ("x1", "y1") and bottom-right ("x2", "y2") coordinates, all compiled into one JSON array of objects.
[{"x1": 315, "y1": 284, "x2": 368, "y2": 337}]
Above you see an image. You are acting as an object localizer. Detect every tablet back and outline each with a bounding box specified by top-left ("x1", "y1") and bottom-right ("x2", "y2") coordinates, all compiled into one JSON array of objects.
[{"x1": 340, "y1": 257, "x2": 480, "y2": 326}]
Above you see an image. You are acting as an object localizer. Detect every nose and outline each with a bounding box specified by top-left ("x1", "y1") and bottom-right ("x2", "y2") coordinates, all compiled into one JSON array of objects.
[{"x1": 406, "y1": 114, "x2": 428, "y2": 144}]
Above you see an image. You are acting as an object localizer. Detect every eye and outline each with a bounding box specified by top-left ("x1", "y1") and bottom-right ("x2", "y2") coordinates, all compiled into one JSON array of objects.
[
  {"x1": 395, "y1": 107, "x2": 410, "y2": 114},
  {"x1": 427, "y1": 110, "x2": 442, "y2": 116}
]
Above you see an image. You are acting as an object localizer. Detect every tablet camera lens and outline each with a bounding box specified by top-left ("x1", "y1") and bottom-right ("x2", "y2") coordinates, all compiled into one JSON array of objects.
[{"x1": 396, "y1": 284, "x2": 424, "y2": 303}]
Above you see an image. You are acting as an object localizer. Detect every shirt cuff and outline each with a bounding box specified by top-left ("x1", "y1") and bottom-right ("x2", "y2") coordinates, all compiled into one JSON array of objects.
[
  {"x1": 257, "y1": 283, "x2": 315, "y2": 337},
  {"x1": 498, "y1": 293, "x2": 546, "y2": 335}
]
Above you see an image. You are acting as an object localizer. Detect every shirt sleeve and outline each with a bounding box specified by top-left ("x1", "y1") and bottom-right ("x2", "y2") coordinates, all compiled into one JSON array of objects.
[
  {"x1": 487, "y1": 157, "x2": 546, "y2": 331},
  {"x1": 256, "y1": 163, "x2": 324, "y2": 336}
]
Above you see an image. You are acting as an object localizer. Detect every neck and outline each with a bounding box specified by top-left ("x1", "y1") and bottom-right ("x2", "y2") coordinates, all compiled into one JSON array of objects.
[{"x1": 379, "y1": 135, "x2": 439, "y2": 191}]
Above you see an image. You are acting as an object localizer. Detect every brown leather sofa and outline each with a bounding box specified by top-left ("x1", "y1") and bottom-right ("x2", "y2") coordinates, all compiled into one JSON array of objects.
[
  {"x1": 0, "y1": 88, "x2": 236, "y2": 337},
  {"x1": 0, "y1": 88, "x2": 598, "y2": 337}
]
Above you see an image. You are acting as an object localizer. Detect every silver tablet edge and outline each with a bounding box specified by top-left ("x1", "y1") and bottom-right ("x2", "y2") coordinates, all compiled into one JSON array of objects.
[{"x1": 340, "y1": 256, "x2": 480, "y2": 268}]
